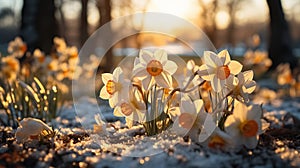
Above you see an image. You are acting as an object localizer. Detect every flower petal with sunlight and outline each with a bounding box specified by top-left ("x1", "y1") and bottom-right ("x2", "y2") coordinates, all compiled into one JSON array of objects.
[
  {"x1": 171, "y1": 96, "x2": 204, "y2": 141},
  {"x1": 201, "y1": 127, "x2": 234, "y2": 150},
  {"x1": 199, "y1": 50, "x2": 243, "y2": 92},
  {"x1": 226, "y1": 70, "x2": 256, "y2": 102},
  {"x1": 224, "y1": 101, "x2": 262, "y2": 149},
  {"x1": 15, "y1": 118, "x2": 53, "y2": 143},
  {"x1": 132, "y1": 49, "x2": 178, "y2": 90},
  {"x1": 99, "y1": 67, "x2": 130, "y2": 108}
]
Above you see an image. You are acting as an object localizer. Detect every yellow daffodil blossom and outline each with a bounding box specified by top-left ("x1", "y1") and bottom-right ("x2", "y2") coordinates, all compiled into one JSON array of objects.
[
  {"x1": 132, "y1": 49, "x2": 178, "y2": 90},
  {"x1": 224, "y1": 101, "x2": 262, "y2": 149},
  {"x1": 276, "y1": 63, "x2": 295, "y2": 86},
  {"x1": 1, "y1": 55, "x2": 20, "y2": 81},
  {"x1": 15, "y1": 118, "x2": 53, "y2": 142},
  {"x1": 199, "y1": 50, "x2": 243, "y2": 92},
  {"x1": 53, "y1": 37, "x2": 67, "y2": 53},
  {"x1": 7, "y1": 37, "x2": 27, "y2": 58},
  {"x1": 226, "y1": 70, "x2": 256, "y2": 102},
  {"x1": 243, "y1": 50, "x2": 272, "y2": 68},
  {"x1": 33, "y1": 49, "x2": 46, "y2": 64},
  {"x1": 99, "y1": 67, "x2": 130, "y2": 108}
]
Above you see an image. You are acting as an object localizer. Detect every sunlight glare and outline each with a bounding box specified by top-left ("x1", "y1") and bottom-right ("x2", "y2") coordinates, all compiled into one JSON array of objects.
[
  {"x1": 149, "y1": 0, "x2": 196, "y2": 18},
  {"x1": 216, "y1": 11, "x2": 230, "y2": 29}
]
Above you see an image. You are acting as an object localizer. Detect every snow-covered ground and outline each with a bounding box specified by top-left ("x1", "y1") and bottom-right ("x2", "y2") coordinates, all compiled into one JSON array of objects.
[{"x1": 1, "y1": 79, "x2": 300, "y2": 168}]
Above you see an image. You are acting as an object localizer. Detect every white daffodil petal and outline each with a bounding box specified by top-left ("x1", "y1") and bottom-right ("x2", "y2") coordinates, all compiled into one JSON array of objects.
[
  {"x1": 248, "y1": 104, "x2": 262, "y2": 121},
  {"x1": 225, "y1": 75, "x2": 235, "y2": 89},
  {"x1": 133, "y1": 57, "x2": 140, "y2": 66},
  {"x1": 16, "y1": 118, "x2": 53, "y2": 142},
  {"x1": 218, "y1": 50, "x2": 231, "y2": 65},
  {"x1": 163, "y1": 60, "x2": 178, "y2": 75},
  {"x1": 112, "y1": 67, "x2": 123, "y2": 81},
  {"x1": 211, "y1": 76, "x2": 222, "y2": 92},
  {"x1": 134, "y1": 68, "x2": 148, "y2": 79},
  {"x1": 99, "y1": 86, "x2": 110, "y2": 99},
  {"x1": 224, "y1": 115, "x2": 237, "y2": 128},
  {"x1": 228, "y1": 60, "x2": 243, "y2": 75},
  {"x1": 199, "y1": 68, "x2": 213, "y2": 81},
  {"x1": 243, "y1": 70, "x2": 254, "y2": 81},
  {"x1": 244, "y1": 81, "x2": 256, "y2": 94},
  {"x1": 108, "y1": 97, "x2": 116, "y2": 108},
  {"x1": 132, "y1": 63, "x2": 145, "y2": 73},
  {"x1": 139, "y1": 50, "x2": 153, "y2": 64},
  {"x1": 204, "y1": 51, "x2": 222, "y2": 67},
  {"x1": 101, "y1": 73, "x2": 113, "y2": 84},
  {"x1": 234, "y1": 101, "x2": 248, "y2": 122},
  {"x1": 199, "y1": 113, "x2": 217, "y2": 142},
  {"x1": 244, "y1": 136, "x2": 258, "y2": 149},
  {"x1": 187, "y1": 60, "x2": 195, "y2": 71},
  {"x1": 154, "y1": 49, "x2": 168, "y2": 63}
]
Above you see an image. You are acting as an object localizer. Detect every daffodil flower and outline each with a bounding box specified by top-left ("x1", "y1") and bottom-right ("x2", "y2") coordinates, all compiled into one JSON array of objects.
[
  {"x1": 199, "y1": 50, "x2": 243, "y2": 92},
  {"x1": 276, "y1": 63, "x2": 294, "y2": 86},
  {"x1": 226, "y1": 70, "x2": 256, "y2": 102},
  {"x1": 132, "y1": 49, "x2": 178, "y2": 90},
  {"x1": 171, "y1": 96, "x2": 204, "y2": 140},
  {"x1": 114, "y1": 100, "x2": 145, "y2": 128},
  {"x1": 1, "y1": 55, "x2": 20, "y2": 81},
  {"x1": 53, "y1": 37, "x2": 67, "y2": 53},
  {"x1": 224, "y1": 101, "x2": 262, "y2": 149},
  {"x1": 7, "y1": 37, "x2": 27, "y2": 58},
  {"x1": 99, "y1": 67, "x2": 130, "y2": 108},
  {"x1": 15, "y1": 118, "x2": 53, "y2": 142},
  {"x1": 201, "y1": 127, "x2": 233, "y2": 150},
  {"x1": 184, "y1": 60, "x2": 204, "y2": 91}
]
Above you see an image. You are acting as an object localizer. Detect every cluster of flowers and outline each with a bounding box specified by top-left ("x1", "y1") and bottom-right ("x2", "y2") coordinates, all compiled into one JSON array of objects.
[
  {"x1": 1, "y1": 37, "x2": 98, "y2": 86},
  {"x1": 243, "y1": 34, "x2": 272, "y2": 76},
  {"x1": 99, "y1": 49, "x2": 269, "y2": 150},
  {"x1": 0, "y1": 37, "x2": 99, "y2": 127},
  {"x1": 243, "y1": 50, "x2": 272, "y2": 76}
]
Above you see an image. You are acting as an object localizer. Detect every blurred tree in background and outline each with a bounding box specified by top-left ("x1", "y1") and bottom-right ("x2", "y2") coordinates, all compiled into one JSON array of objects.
[
  {"x1": 96, "y1": 0, "x2": 113, "y2": 73},
  {"x1": 266, "y1": 0, "x2": 298, "y2": 70},
  {"x1": 21, "y1": 0, "x2": 58, "y2": 53}
]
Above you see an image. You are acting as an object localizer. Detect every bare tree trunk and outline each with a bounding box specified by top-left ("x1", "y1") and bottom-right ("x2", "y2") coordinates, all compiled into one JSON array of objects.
[
  {"x1": 20, "y1": 0, "x2": 39, "y2": 52},
  {"x1": 97, "y1": 0, "x2": 113, "y2": 73},
  {"x1": 198, "y1": 0, "x2": 218, "y2": 47},
  {"x1": 21, "y1": 0, "x2": 58, "y2": 54},
  {"x1": 266, "y1": 0, "x2": 298, "y2": 70},
  {"x1": 36, "y1": 0, "x2": 58, "y2": 53},
  {"x1": 227, "y1": 1, "x2": 236, "y2": 47},
  {"x1": 80, "y1": 0, "x2": 89, "y2": 46}
]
